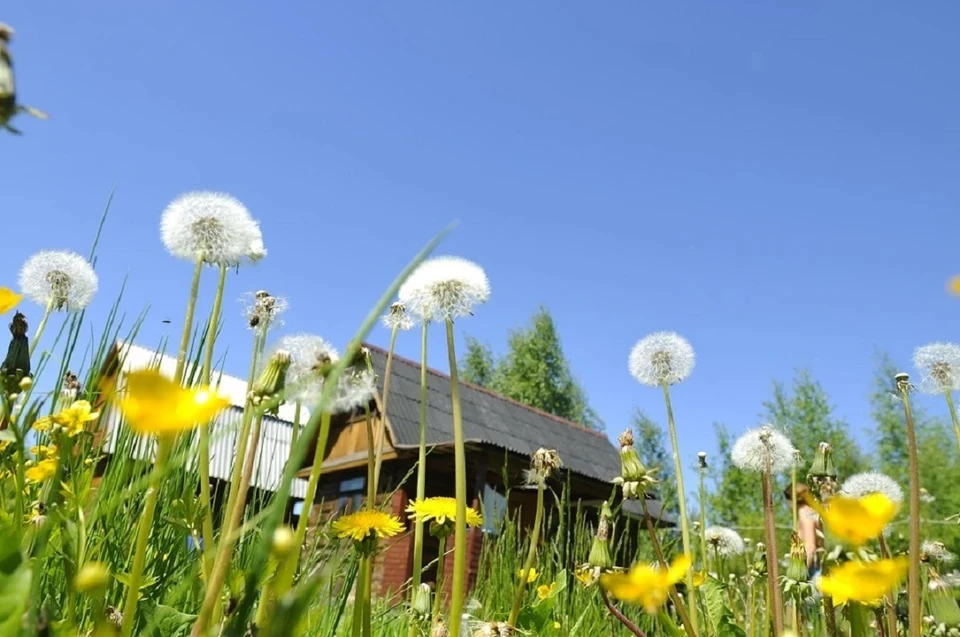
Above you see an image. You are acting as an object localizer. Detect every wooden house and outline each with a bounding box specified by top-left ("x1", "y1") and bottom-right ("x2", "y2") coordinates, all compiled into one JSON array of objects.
[{"x1": 298, "y1": 343, "x2": 675, "y2": 598}]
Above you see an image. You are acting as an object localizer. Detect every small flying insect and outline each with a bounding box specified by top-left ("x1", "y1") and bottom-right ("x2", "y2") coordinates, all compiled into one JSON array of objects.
[
  {"x1": 162, "y1": 318, "x2": 172, "y2": 324},
  {"x1": 0, "y1": 23, "x2": 48, "y2": 135}
]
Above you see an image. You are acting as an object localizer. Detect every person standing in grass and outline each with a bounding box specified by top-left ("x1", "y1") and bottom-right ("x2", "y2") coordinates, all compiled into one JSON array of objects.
[{"x1": 784, "y1": 482, "x2": 821, "y2": 579}]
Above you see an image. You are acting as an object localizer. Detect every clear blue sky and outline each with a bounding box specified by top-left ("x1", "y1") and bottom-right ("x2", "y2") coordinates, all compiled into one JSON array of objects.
[{"x1": 4, "y1": 3, "x2": 959, "y2": 478}]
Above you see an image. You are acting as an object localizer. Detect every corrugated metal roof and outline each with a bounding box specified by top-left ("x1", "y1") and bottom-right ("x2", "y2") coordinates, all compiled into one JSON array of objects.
[
  {"x1": 367, "y1": 344, "x2": 627, "y2": 485},
  {"x1": 102, "y1": 341, "x2": 309, "y2": 499}
]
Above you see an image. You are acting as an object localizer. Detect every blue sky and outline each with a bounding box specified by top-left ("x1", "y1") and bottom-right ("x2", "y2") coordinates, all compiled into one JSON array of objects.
[{"x1": 3, "y1": 3, "x2": 960, "y2": 478}]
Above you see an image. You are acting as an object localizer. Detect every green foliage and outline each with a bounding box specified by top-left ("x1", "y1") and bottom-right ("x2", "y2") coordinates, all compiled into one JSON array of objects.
[
  {"x1": 0, "y1": 539, "x2": 30, "y2": 636},
  {"x1": 707, "y1": 422, "x2": 763, "y2": 531},
  {"x1": 763, "y1": 369, "x2": 867, "y2": 480},
  {"x1": 459, "y1": 306, "x2": 604, "y2": 431}
]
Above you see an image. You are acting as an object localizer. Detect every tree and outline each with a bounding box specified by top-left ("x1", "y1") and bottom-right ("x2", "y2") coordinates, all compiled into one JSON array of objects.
[
  {"x1": 706, "y1": 423, "x2": 764, "y2": 532},
  {"x1": 762, "y1": 369, "x2": 867, "y2": 481},
  {"x1": 458, "y1": 306, "x2": 604, "y2": 431},
  {"x1": 460, "y1": 336, "x2": 497, "y2": 387}
]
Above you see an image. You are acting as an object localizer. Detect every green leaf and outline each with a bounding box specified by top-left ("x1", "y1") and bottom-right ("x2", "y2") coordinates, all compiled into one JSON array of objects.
[
  {"x1": 0, "y1": 540, "x2": 31, "y2": 637},
  {"x1": 140, "y1": 601, "x2": 196, "y2": 637}
]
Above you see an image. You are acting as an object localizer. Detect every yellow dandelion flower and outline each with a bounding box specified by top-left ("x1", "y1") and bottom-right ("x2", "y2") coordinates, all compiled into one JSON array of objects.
[
  {"x1": 25, "y1": 458, "x2": 57, "y2": 483},
  {"x1": 818, "y1": 557, "x2": 908, "y2": 606},
  {"x1": 553, "y1": 621, "x2": 561, "y2": 629},
  {"x1": 0, "y1": 288, "x2": 23, "y2": 315},
  {"x1": 32, "y1": 416, "x2": 53, "y2": 432},
  {"x1": 30, "y1": 444, "x2": 58, "y2": 460},
  {"x1": 575, "y1": 566, "x2": 599, "y2": 587},
  {"x1": 406, "y1": 497, "x2": 483, "y2": 527},
  {"x1": 331, "y1": 510, "x2": 404, "y2": 542},
  {"x1": 948, "y1": 275, "x2": 960, "y2": 296},
  {"x1": 519, "y1": 567, "x2": 539, "y2": 583},
  {"x1": 600, "y1": 554, "x2": 691, "y2": 614},
  {"x1": 113, "y1": 369, "x2": 230, "y2": 436},
  {"x1": 537, "y1": 582, "x2": 557, "y2": 600},
  {"x1": 812, "y1": 493, "x2": 899, "y2": 546},
  {"x1": 53, "y1": 400, "x2": 100, "y2": 437},
  {"x1": 692, "y1": 570, "x2": 707, "y2": 587}
]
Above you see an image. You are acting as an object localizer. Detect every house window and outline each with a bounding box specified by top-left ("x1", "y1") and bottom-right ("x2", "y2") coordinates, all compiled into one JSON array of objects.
[
  {"x1": 337, "y1": 476, "x2": 366, "y2": 514},
  {"x1": 481, "y1": 484, "x2": 508, "y2": 536}
]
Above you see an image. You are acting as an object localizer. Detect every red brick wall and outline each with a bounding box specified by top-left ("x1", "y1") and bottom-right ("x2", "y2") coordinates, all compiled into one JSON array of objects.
[{"x1": 374, "y1": 488, "x2": 413, "y2": 600}]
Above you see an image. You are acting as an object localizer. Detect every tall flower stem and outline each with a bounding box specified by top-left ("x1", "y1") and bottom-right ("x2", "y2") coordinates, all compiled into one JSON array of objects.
[
  {"x1": 640, "y1": 497, "x2": 696, "y2": 636},
  {"x1": 373, "y1": 324, "x2": 400, "y2": 497},
  {"x1": 28, "y1": 297, "x2": 55, "y2": 357},
  {"x1": 431, "y1": 535, "x2": 448, "y2": 621},
  {"x1": 897, "y1": 374, "x2": 922, "y2": 637},
  {"x1": 191, "y1": 329, "x2": 266, "y2": 636},
  {"x1": 601, "y1": 587, "x2": 647, "y2": 637},
  {"x1": 197, "y1": 264, "x2": 227, "y2": 579},
  {"x1": 761, "y1": 468, "x2": 784, "y2": 635},
  {"x1": 507, "y1": 480, "x2": 545, "y2": 627},
  {"x1": 444, "y1": 318, "x2": 468, "y2": 637},
  {"x1": 660, "y1": 383, "x2": 698, "y2": 632},
  {"x1": 120, "y1": 437, "x2": 173, "y2": 637},
  {"x1": 174, "y1": 257, "x2": 205, "y2": 382},
  {"x1": 351, "y1": 556, "x2": 368, "y2": 637},
  {"x1": 289, "y1": 402, "x2": 302, "y2": 449},
  {"x1": 409, "y1": 322, "x2": 429, "y2": 637},
  {"x1": 877, "y1": 535, "x2": 899, "y2": 637},
  {"x1": 361, "y1": 406, "x2": 376, "y2": 634},
  {"x1": 698, "y1": 465, "x2": 707, "y2": 572},
  {"x1": 944, "y1": 391, "x2": 960, "y2": 452},
  {"x1": 791, "y1": 463, "x2": 799, "y2": 533}
]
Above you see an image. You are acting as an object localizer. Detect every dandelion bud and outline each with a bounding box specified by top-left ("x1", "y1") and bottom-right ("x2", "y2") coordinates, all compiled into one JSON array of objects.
[
  {"x1": 18, "y1": 375, "x2": 31, "y2": 390},
  {"x1": 785, "y1": 532, "x2": 809, "y2": 583},
  {"x1": 808, "y1": 442, "x2": 837, "y2": 479},
  {"x1": 251, "y1": 350, "x2": 291, "y2": 415},
  {"x1": 698, "y1": 451, "x2": 708, "y2": 469},
  {"x1": 271, "y1": 526, "x2": 296, "y2": 559},
  {"x1": 410, "y1": 582, "x2": 432, "y2": 619},
  {"x1": 588, "y1": 501, "x2": 615, "y2": 570},
  {"x1": 1, "y1": 311, "x2": 30, "y2": 386},
  {"x1": 75, "y1": 562, "x2": 110, "y2": 594},
  {"x1": 617, "y1": 429, "x2": 646, "y2": 482},
  {"x1": 529, "y1": 448, "x2": 562, "y2": 483}
]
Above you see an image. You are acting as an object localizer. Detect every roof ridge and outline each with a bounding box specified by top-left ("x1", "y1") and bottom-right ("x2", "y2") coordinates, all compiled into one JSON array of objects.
[{"x1": 362, "y1": 341, "x2": 610, "y2": 442}]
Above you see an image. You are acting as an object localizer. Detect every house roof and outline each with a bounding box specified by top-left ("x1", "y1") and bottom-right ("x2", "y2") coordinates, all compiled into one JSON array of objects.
[
  {"x1": 367, "y1": 343, "x2": 628, "y2": 486},
  {"x1": 103, "y1": 341, "x2": 309, "y2": 499}
]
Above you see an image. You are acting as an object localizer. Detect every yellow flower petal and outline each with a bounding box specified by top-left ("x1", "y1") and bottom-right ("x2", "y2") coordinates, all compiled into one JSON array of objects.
[
  {"x1": 25, "y1": 458, "x2": 58, "y2": 483},
  {"x1": 819, "y1": 557, "x2": 908, "y2": 606},
  {"x1": 518, "y1": 567, "x2": 539, "y2": 583},
  {"x1": 331, "y1": 510, "x2": 404, "y2": 542},
  {"x1": 600, "y1": 554, "x2": 691, "y2": 614},
  {"x1": 816, "y1": 493, "x2": 899, "y2": 546},
  {"x1": 948, "y1": 275, "x2": 960, "y2": 296},
  {"x1": 0, "y1": 288, "x2": 23, "y2": 315},
  {"x1": 53, "y1": 400, "x2": 100, "y2": 437},
  {"x1": 115, "y1": 369, "x2": 229, "y2": 436},
  {"x1": 405, "y1": 497, "x2": 483, "y2": 528},
  {"x1": 537, "y1": 582, "x2": 556, "y2": 600}
]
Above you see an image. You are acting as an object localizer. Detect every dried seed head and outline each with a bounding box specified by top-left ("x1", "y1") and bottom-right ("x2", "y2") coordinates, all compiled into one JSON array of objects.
[
  {"x1": 914, "y1": 343, "x2": 960, "y2": 394},
  {"x1": 19, "y1": 250, "x2": 98, "y2": 312},
  {"x1": 922, "y1": 541, "x2": 955, "y2": 564},
  {"x1": 398, "y1": 256, "x2": 490, "y2": 322},
  {"x1": 381, "y1": 301, "x2": 415, "y2": 331},
  {"x1": 705, "y1": 526, "x2": 745, "y2": 557},
  {"x1": 698, "y1": 451, "x2": 708, "y2": 469},
  {"x1": 243, "y1": 290, "x2": 288, "y2": 331},
  {"x1": 272, "y1": 334, "x2": 340, "y2": 404},
  {"x1": 841, "y1": 472, "x2": 904, "y2": 506},
  {"x1": 528, "y1": 448, "x2": 562, "y2": 483},
  {"x1": 731, "y1": 425, "x2": 796, "y2": 474},
  {"x1": 160, "y1": 191, "x2": 262, "y2": 266}
]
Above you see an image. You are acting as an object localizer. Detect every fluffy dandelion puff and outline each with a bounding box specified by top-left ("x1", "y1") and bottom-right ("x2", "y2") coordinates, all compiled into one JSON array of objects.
[
  {"x1": 398, "y1": 256, "x2": 490, "y2": 322},
  {"x1": 272, "y1": 334, "x2": 340, "y2": 403},
  {"x1": 731, "y1": 425, "x2": 796, "y2": 474},
  {"x1": 705, "y1": 526, "x2": 745, "y2": 557},
  {"x1": 628, "y1": 331, "x2": 695, "y2": 386},
  {"x1": 241, "y1": 290, "x2": 288, "y2": 330},
  {"x1": 19, "y1": 250, "x2": 98, "y2": 311},
  {"x1": 332, "y1": 366, "x2": 377, "y2": 413},
  {"x1": 841, "y1": 472, "x2": 904, "y2": 506},
  {"x1": 160, "y1": 191, "x2": 261, "y2": 266},
  {"x1": 921, "y1": 540, "x2": 955, "y2": 564},
  {"x1": 246, "y1": 227, "x2": 267, "y2": 263},
  {"x1": 913, "y1": 343, "x2": 960, "y2": 394},
  {"x1": 381, "y1": 301, "x2": 415, "y2": 331}
]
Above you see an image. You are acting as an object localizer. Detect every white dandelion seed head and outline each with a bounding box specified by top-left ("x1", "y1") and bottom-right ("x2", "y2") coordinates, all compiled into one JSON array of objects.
[
  {"x1": 160, "y1": 191, "x2": 261, "y2": 266},
  {"x1": 272, "y1": 334, "x2": 340, "y2": 403},
  {"x1": 332, "y1": 366, "x2": 377, "y2": 414},
  {"x1": 398, "y1": 256, "x2": 490, "y2": 322},
  {"x1": 245, "y1": 226, "x2": 267, "y2": 264},
  {"x1": 913, "y1": 343, "x2": 960, "y2": 394},
  {"x1": 922, "y1": 540, "x2": 955, "y2": 564},
  {"x1": 381, "y1": 301, "x2": 415, "y2": 331},
  {"x1": 731, "y1": 425, "x2": 796, "y2": 474},
  {"x1": 19, "y1": 250, "x2": 99, "y2": 312},
  {"x1": 705, "y1": 526, "x2": 745, "y2": 557},
  {"x1": 241, "y1": 290, "x2": 288, "y2": 330},
  {"x1": 628, "y1": 332, "x2": 695, "y2": 386},
  {"x1": 840, "y1": 472, "x2": 904, "y2": 506}
]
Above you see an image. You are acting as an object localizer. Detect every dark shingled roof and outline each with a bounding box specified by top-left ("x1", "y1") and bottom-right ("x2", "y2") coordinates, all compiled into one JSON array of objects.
[
  {"x1": 366, "y1": 343, "x2": 621, "y2": 483},
  {"x1": 366, "y1": 344, "x2": 675, "y2": 524}
]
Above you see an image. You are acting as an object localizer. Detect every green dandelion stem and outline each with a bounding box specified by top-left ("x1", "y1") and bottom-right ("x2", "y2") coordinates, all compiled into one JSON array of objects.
[
  {"x1": 661, "y1": 382, "x2": 698, "y2": 633},
  {"x1": 761, "y1": 466, "x2": 784, "y2": 635},
  {"x1": 174, "y1": 256, "x2": 204, "y2": 383},
  {"x1": 898, "y1": 378, "x2": 922, "y2": 637},
  {"x1": 120, "y1": 436, "x2": 173, "y2": 637},
  {"x1": 944, "y1": 391, "x2": 960, "y2": 452},
  {"x1": 373, "y1": 323, "x2": 400, "y2": 497},
  {"x1": 409, "y1": 321, "x2": 429, "y2": 637},
  {"x1": 508, "y1": 479, "x2": 545, "y2": 627},
  {"x1": 28, "y1": 297, "x2": 55, "y2": 357},
  {"x1": 445, "y1": 317, "x2": 468, "y2": 637},
  {"x1": 432, "y1": 534, "x2": 448, "y2": 622},
  {"x1": 877, "y1": 534, "x2": 899, "y2": 637}
]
